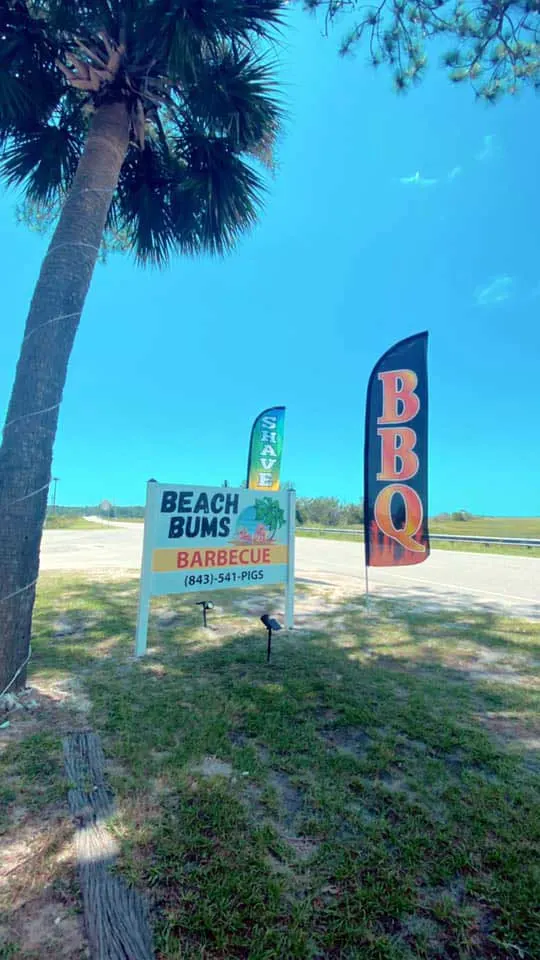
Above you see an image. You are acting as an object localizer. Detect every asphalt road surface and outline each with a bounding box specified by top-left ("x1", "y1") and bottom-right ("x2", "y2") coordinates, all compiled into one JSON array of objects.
[{"x1": 40, "y1": 525, "x2": 540, "y2": 619}]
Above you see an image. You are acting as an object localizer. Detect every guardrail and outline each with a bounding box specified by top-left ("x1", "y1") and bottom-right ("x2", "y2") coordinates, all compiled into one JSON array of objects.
[{"x1": 299, "y1": 528, "x2": 540, "y2": 548}]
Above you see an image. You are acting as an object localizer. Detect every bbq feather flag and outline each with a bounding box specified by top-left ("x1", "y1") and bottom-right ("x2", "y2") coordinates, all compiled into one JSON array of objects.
[{"x1": 364, "y1": 334, "x2": 429, "y2": 567}]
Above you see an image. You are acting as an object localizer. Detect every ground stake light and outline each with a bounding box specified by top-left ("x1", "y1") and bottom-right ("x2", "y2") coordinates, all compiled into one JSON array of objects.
[
  {"x1": 260, "y1": 614, "x2": 281, "y2": 662},
  {"x1": 196, "y1": 600, "x2": 214, "y2": 628}
]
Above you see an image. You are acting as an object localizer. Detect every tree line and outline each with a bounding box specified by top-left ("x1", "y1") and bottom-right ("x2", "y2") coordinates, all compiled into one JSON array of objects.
[
  {"x1": 47, "y1": 501, "x2": 483, "y2": 525},
  {"x1": 48, "y1": 503, "x2": 145, "y2": 519}
]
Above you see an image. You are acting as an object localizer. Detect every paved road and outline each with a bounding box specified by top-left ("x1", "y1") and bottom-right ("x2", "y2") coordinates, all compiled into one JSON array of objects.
[
  {"x1": 40, "y1": 526, "x2": 540, "y2": 619},
  {"x1": 295, "y1": 538, "x2": 540, "y2": 619}
]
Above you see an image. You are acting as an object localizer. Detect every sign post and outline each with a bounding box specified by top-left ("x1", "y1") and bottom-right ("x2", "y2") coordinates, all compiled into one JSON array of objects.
[
  {"x1": 285, "y1": 484, "x2": 295, "y2": 629},
  {"x1": 135, "y1": 480, "x2": 159, "y2": 657},
  {"x1": 135, "y1": 482, "x2": 295, "y2": 656}
]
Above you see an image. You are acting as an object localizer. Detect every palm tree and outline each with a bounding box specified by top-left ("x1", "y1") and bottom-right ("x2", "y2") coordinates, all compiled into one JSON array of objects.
[
  {"x1": 255, "y1": 497, "x2": 285, "y2": 540},
  {"x1": 0, "y1": 0, "x2": 284, "y2": 695}
]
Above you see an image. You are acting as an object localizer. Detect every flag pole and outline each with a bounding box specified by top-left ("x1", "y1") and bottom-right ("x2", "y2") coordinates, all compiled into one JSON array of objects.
[{"x1": 364, "y1": 561, "x2": 370, "y2": 612}]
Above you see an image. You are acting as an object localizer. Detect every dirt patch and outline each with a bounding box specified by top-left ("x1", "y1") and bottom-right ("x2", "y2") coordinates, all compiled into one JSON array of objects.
[
  {"x1": 155, "y1": 609, "x2": 182, "y2": 627},
  {"x1": 269, "y1": 770, "x2": 303, "y2": 829},
  {"x1": 0, "y1": 815, "x2": 85, "y2": 959},
  {"x1": 241, "y1": 774, "x2": 318, "y2": 863},
  {"x1": 320, "y1": 725, "x2": 371, "y2": 757},
  {"x1": 228, "y1": 730, "x2": 248, "y2": 748},
  {"x1": 53, "y1": 611, "x2": 100, "y2": 637},
  {"x1": 1, "y1": 677, "x2": 92, "y2": 721},
  {"x1": 242, "y1": 782, "x2": 266, "y2": 820},
  {"x1": 477, "y1": 710, "x2": 540, "y2": 743},
  {"x1": 0, "y1": 681, "x2": 90, "y2": 959},
  {"x1": 417, "y1": 882, "x2": 496, "y2": 955},
  {"x1": 281, "y1": 836, "x2": 318, "y2": 861},
  {"x1": 379, "y1": 769, "x2": 419, "y2": 802},
  {"x1": 475, "y1": 711, "x2": 540, "y2": 769},
  {"x1": 233, "y1": 597, "x2": 279, "y2": 616},
  {"x1": 5, "y1": 894, "x2": 88, "y2": 959},
  {"x1": 257, "y1": 743, "x2": 271, "y2": 764},
  {"x1": 193, "y1": 756, "x2": 233, "y2": 779}
]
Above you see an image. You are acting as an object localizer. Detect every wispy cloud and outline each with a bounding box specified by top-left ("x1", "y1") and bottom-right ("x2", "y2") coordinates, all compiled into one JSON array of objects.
[
  {"x1": 399, "y1": 171, "x2": 438, "y2": 187},
  {"x1": 475, "y1": 275, "x2": 513, "y2": 306},
  {"x1": 398, "y1": 136, "x2": 496, "y2": 192},
  {"x1": 475, "y1": 134, "x2": 496, "y2": 162}
]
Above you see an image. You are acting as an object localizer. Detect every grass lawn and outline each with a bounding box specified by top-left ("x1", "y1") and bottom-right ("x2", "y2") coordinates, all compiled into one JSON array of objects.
[{"x1": 1, "y1": 575, "x2": 539, "y2": 959}]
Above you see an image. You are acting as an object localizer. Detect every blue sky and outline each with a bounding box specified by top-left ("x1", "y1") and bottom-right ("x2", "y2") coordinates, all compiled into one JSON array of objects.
[{"x1": 1, "y1": 7, "x2": 539, "y2": 515}]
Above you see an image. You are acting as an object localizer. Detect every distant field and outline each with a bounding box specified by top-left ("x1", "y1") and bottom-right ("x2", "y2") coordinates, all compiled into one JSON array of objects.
[
  {"x1": 430, "y1": 517, "x2": 540, "y2": 538},
  {"x1": 44, "y1": 516, "x2": 110, "y2": 530}
]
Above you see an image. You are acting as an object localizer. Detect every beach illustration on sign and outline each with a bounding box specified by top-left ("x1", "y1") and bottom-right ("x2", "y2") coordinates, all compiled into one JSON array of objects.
[{"x1": 234, "y1": 497, "x2": 286, "y2": 544}]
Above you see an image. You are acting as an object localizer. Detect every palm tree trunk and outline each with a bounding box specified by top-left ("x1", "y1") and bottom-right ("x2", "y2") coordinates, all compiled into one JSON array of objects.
[{"x1": 0, "y1": 100, "x2": 130, "y2": 695}]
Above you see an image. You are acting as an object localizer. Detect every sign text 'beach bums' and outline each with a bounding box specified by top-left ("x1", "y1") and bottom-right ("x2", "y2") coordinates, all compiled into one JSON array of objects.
[{"x1": 135, "y1": 482, "x2": 295, "y2": 655}]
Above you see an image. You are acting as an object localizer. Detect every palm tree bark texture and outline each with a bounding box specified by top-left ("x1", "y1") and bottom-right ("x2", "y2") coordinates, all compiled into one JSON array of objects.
[{"x1": 0, "y1": 101, "x2": 130, "y2": 692}]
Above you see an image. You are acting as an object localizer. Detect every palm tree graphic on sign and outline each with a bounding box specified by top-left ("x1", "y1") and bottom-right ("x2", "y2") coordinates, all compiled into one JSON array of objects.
[{"x1": 254, "y1": 498, "x2": 285, "y2": 541}]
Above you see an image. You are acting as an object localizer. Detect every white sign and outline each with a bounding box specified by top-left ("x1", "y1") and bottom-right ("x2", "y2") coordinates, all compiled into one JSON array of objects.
[{"x1": 135, "y1": 482, "x2": 295, "y2": 655}]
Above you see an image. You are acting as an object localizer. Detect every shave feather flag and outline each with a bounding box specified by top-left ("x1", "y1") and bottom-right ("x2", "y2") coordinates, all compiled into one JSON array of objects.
[
  {"x1": 247, "y1": 407, "x2": 285, "y2": 491},
  {"x1": 364, "y1": 333, "x2": 429, "y2": 567}
]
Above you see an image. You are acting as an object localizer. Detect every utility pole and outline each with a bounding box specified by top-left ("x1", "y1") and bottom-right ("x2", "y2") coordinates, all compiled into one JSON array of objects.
[{"x1": 52, "y1": 477, "x2": 60, "y2": 514}]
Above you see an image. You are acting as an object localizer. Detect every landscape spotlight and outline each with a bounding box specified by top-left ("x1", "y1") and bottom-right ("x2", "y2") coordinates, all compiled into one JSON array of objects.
[
  {"x1": 260, "y1": 614, "x2": 281, "y2": 662},
  {"x1": 196, "y1": 600, "x2": 214, "y2": 628}
]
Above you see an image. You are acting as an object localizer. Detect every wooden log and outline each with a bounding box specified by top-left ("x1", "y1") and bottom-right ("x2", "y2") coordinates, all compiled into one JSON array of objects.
[{"x1": 63, "y1": 731, "x2": 154, "y2": 959}]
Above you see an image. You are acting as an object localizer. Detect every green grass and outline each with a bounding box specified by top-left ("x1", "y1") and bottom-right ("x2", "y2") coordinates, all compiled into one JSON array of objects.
[
  {"x1": 430, "y1": 517, "x2": 540, "y2": 538},
  {"x1": 0, "y1": 732, "x2": 65, "y2": 823},
  {"x1": 44, "y1": 515, "x2": 110, "y2": 530},
  {"x1": 298, "y1": 518, "x2": 540, "y2": 558},
  {"x1": 6, "y1": 574, "x2": 536, "y2": 959}
]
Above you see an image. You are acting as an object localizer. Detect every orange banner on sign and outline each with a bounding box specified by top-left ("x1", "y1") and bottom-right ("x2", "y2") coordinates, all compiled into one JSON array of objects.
[{"x1": 153, "y1": 544, "x2": 288, "y2": 573}]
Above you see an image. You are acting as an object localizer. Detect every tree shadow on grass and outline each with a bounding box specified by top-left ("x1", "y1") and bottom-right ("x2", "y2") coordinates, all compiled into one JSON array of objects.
[{"x1": 26, "y1": 574, "x2": 540, "y2": 960}]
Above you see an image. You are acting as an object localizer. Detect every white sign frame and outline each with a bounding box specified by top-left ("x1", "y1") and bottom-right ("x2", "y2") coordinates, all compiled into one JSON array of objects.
[{"x1": 135, "y1": 481, "x2": 295, "y2": 656}]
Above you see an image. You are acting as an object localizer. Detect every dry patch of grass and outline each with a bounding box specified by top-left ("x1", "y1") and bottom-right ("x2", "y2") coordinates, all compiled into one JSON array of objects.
[{"x1": 0, "y1": 684, "x2": 88, "y2": 959}]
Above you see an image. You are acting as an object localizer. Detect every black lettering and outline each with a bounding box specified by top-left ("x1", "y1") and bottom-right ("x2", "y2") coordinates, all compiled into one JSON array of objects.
[
  {"x1": 194, "y1": 493, "x2": 209, "y2": 514},
  {"x1": 224, "y1": 494, "x2": 239, "y2": 515},
  {"x1": 178, "y1": 491, "x2": 193, "y2": 512},
  {"x1": 185, "y1": 516, "x2": 201, "y2": 538},
  {"x1": 201, "y1": 516, "x2": 218, "y2": 537},
  {"x1": 169, "y1": 516, "x2": 184, "y2": 538},
  {"x1": 210, "y1": 493, "x2": 225, "y2": 514},
  {"x1": 161, "y1": 491, "x2": 177, "y2": 513},
  {"x1": 219, "y1": 517, "x2": 231, "y2": 537}
]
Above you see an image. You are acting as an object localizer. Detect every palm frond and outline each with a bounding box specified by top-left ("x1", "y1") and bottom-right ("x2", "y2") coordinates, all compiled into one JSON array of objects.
[
  {"x1": 171, "y1": 133, "x2": 265, "y2": 255},
  {"x1": 182, "y1": 49, "x2": 283, "y2": 153},
  {"x1": 115, "y1": 131, "x2": 265, "y2": 263},
  {"x1": 0, "y1": 3, "x2": 64, "y2": 134},
  {"x1": 1, "y1": 122, "x2": 83, "y2": 202},
  {"x1": 115, "y1": 139, "x2": 178, "y2": 265},
  {"x1": 29, "y1": 0, "x2": 116, "y2": 37},
  {"x1": 137, "y1": 0, "x2": 284, "y2": 79}
]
